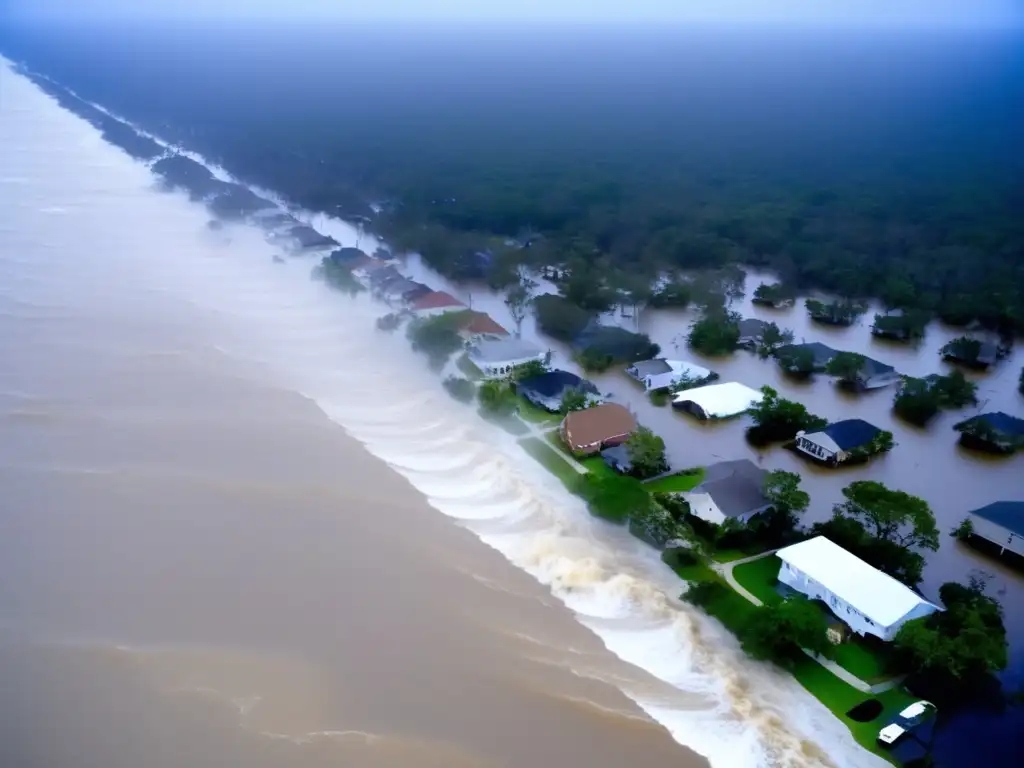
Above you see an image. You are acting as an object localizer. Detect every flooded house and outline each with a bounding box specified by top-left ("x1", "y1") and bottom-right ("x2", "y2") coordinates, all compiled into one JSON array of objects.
[
  {"x1": 681, "y1": 459, "x2": 772, "y2": 526},
  {"x1": 468, "y1": 338, "x2": 546, "y2": 379},
  {"x1": 671, "y1": 381, "x2": 764, "y2": 420},
  {"x1": 954, "y1": 411, "x2": 1024, "y2": 454},
  {"x1": 560, "y1": 402, "x2": 638, "y2": 455},
  {"x1": 516, "y1": 370, "x2": 600, "y2": 413},
  {"x1": 795, "y1": 418, "x2": 888, "y2": 465},
  {"x1": 965, "y1": 501, "x2": 1024, "y2": 559},
  {"x1": 625, "y1": 358, "x2": 715, "y2": 393}
]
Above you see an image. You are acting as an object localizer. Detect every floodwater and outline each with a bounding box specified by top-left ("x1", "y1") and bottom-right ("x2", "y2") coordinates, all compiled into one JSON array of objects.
[
  {"x1": 0, "y1": 61, "x2": 903, "y2": 768},
  {"x1": 403, "y1": 244, "x2": 1024, "y2": 656}
]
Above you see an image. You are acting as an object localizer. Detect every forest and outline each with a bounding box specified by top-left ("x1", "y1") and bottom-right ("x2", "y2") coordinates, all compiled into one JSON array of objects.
[{"x1": 4, "y1": 24, "x2": 1022, "y2": 333}]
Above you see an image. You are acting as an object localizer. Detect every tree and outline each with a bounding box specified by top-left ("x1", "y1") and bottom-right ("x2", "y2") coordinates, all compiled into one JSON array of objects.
[
  {"x1": 871, "y1": 309, "x2": 930, "y2": 341},
  {"x1": 763, "y1": 470, "x2": 810, "y2": 516},
  {"x1": 941, "y1": 336, "x2": 983, "y2": 364},
  {"x1": 312, "y1": 257, "x2": 365, "y2": 296},
  {"x1": 775, "y1": 345, "x2": 818, "y2": 376},
  {"x1": 478, "y1": 379, "x2": 515, "y2": 415},
  {"x1": 755, "y1": 321, "x2": 794, "y2": 358},
  {"x1": 510, "y1": 358, "x2": 548, "y2": 382},
  {"x1": 950, "y1": 517, "x2": 974, "y2": 541},
  {"x1": 751, "y1": 282, "x2": 794, "y2": 308},
  {"x1": 560, "y1": 388, "x2": 590, "y2": 414},
  {"x1": 894, "y1": 576, "x2": 1008, "y2": 707},
  {"x1": 834, "y1": 480, "x2": 939, "y2": 556},
  {"x1": 687, "y1": 309, "x2": 741, "y2": 356},
  {"x1": 741, "y1": 599, "x2": 832, "y2": 666},
  {"x1": 533, "y1": 294, "x2": 592, "y2": 342},
  {"x1": 746, "y1": 386, "x2": 828, "y2": 444},
  {"x1": 406, "y1": 312, "x2": 465, "y2": 369},
  {"x1": 625, "y1": 426, "x2": 669, "y2": 479},
  {"x1": 504, "y1": 272, "x2": 537, "y2": 337},
  {"x1": 893, "y1": 377, "x2": 942, "y2": 426},
  {"x1": 443, "y1": 376, "x2": 475, "y2": 403},
  {"x1": 805, "y1": 298, "x2": 867, "y2": 326},
  {"x1": 573, "y1": 472, "x2": 651, "y2": 523},
  {"x1": 825, "y1": 351, "x2": 867, "y2": 387},
  {"x1": 933, "y1": 369, "x2": 978, "y2": 408},
  {"x1": 649, "y1": 280, "x2": 691, "y2": 309},
  {"x1": 576, "y1": 346, "x2": 615, "y2": 373}
]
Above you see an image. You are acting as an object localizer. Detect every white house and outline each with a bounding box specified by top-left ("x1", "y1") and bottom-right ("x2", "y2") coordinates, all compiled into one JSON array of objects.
[
  {"x1": 468, "y1": 338, "x2": 546, "y2": 379},
  {"x1": 966, "y1": 501, "x2": 1024, "y2": 558},
  {"x1": 776, "y1": 536, "x2": 940, "y2": 642},
  {"x1": 795, "y1": 418, "x2": 884, "y2": 465},
  {"x1": 671, "y1": 381, "x2": 764, "y2": 420},
  {"x1": 625, "y1": 358, "x2": 713, "y2": 392}
]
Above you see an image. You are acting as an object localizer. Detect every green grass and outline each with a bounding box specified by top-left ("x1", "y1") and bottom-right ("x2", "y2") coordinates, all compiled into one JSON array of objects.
[
  {"x1": 643, "y1": 467, "x2": 705, "y2": 493},
  {"x1": 479, "y1": 409, "x2": 530, "y2": 436},
  {"x1": 517, "y1": 436, "x2": 581, "y2": 489},
  {"x1": 516, "y1": 396, "x2": 562, "y2": 424},
  {"x1": 732, "y1": 556, "x2": 784, "y2": 605},
  {"x1": 580, "y1": 456, "x2": 618, "y2": 478},
  {"x1": 456, "y1": 354, "x2": 483, "y2": 381},
  {"x1": 712, "y1": 549, "x2": 752, "y2": 564},
  {"x1": 831, "y1": 635, "x2": 893, "y2": 683}
]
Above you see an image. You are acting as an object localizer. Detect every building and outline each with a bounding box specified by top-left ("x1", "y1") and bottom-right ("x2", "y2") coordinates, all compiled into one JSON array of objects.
[
  {"x1": 681, "y1": 459, "x2": 771, "y2": 525},
  {"x1": 671, "y1": 381, "x2": 764, "y2": 420},
  {"x1": 942, "y1": 339, "x2": 999, "y2": 369},
  {"x1": 516, "y1": 370, "x2": 600, "y2": 413},
  {"x1": 600, "y1": 444, "x2": 633, "y2": 474},
  {"x1": 560, "y1": 403, "x2": 638, "y2": 455},
  {"x1": 776, "y1": 536, "x2": 940, "y2": 642},
  {"x1": 625, "y1": 358, "x2": 714, "y2": 392},
  {"x1": 457, "y1": 311, "x2": 509, "y2": 342},
  {"x1": 775, "y1": 342, "x2": 839, "y2": 373},
  {"x1": 376, "y1": 276, "x2": 425, "y2": 306},
  {"x1": 845, "y1": 356, "x2": 902, "y2": 390},
  {"x1": 409, "y1": 291, "x2": 467, "y2": 316},
  {"x1": 954, "y1": 411, "x2": 1024, "y2": 453},
  {"x1": 468, "y1": 338, "x2": 546, "y2": 379},
  {"x1": 795, "y1": 419, "x2": 885, "y2": 464},
  {"x1": 966, "y1": 501, "x2": 1024, "y2": 558},
  {"x1": 737, "y1": 318, "x2": 770, "y2": 349}
]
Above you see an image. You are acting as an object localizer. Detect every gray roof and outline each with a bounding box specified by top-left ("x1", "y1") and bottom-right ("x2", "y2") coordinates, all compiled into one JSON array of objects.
[
  {"x1": 693, "y1": 459, "x2": 770, "y2": 518},
  {"x1": 380, "y1": 277, "x2": 421, "y2": 296},
  {"x1": 600, "y1": 444, "x2": 633, "y2": 472},
  {"x1": 628, "y1": 359, "x2": 673, "y2": 378},
  {"x1": 469, "y1": 337, "x2": 544, "y2": 363},
  {"x1": 777, "y1": 342, "x2": 839, "y2": 368},
  {"x1": 969, "y1": 501, "x2": 1024, "y2": 537},
  {"x1": 738, "y1": 318, "x2": 769, "y2": 338},
  {"x1": 859, "y1": 356, "x2": 896, "y2": 378}
]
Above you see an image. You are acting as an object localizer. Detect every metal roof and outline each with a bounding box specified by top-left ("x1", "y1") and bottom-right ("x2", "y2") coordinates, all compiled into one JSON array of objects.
[{"x1": 969, "y1": 501, "x2": 1024, "y2": 537}]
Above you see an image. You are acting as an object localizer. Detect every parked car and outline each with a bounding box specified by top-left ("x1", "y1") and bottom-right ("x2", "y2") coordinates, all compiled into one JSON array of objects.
[{"x1": 877, "y1": 701, "x2": 936, "y2": 747}]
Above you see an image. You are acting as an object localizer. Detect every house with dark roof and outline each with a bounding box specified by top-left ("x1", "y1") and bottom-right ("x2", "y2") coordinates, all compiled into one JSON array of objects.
[
  {"x1": 573, "y1": 322, "x2": 659, "y2": 364},
  {"x1": 681, "y1": 459, "x2": 772, "y2": 525},
  {"x1": 285, "y1": 225, "x2": 338, "y2": 250},
  {"x1": 737, "y1": 318, "x2": 770, "y2": 349},
  {"x1": 516, "y1": 370, "x2": 600, "y2": 413},
  {"x1": 560, "y1": 403, "x2": 638, "y2": 455},
  {"x1": 847, "y1": 356, "x2": 902, "y2": 390},
  {"x1": 941, "y1": 338, "x2": 999, "y2": 369},
  {"x1": 775, "y1": 342, "x2": 839, "y2": 373},
  {"x1": 600, "y1": 444, "x2": 634, "y2": 474},
  {"x1": 954, "y1": 411, "x2": 1024, "y2": 454},
  {"x1": 327, "y1": 247, "x2": 370, "y2": 267},
  {"x1": 966, "y1": 501, "x2": 1024, "y2": 559},
  {"x1": 795, "y1": 419, "x2": 887, "y2": 465}
]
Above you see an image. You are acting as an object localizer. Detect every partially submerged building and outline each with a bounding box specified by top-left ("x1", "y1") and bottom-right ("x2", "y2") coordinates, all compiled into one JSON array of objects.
[
  {"x1": 776, "y1": 536, "x2": 940, "y2": 642},
  {"x1": 681, "y1": 459, "x2": 772, "y2": 525},
  {"x1": 795, "y1": 418, "x2": 887, "y2": 465},
  {"x1": 560, "y1": 403, "x2": 638, "y2": 455},
  {"x1": 671, "y1": 381, "x2": 764, "y2": 420},
  {"x1": 468, "y1": 338, "x2": 546, "y2": 379},
  {"x1": 954, "y1": 411, "x2": 1024, "y2": 454},
  {"x1": 965, "y1": 501, "x2": 1024, "y2": 559},
  {"x1": 625, "y1": 358, "x2": 714, "y2": 393},
  {"x1": 516, "y1": 370, "x2": 600, "y2": 413}
]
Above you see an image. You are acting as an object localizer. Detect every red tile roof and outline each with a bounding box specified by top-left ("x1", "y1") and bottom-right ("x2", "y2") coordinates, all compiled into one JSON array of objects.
[
  {"x1": 411, "y1": 291, "x2": 466, "y2": 311},
  {"x1": 460, "y1": 312, "x2": 508, "y2": 337}
]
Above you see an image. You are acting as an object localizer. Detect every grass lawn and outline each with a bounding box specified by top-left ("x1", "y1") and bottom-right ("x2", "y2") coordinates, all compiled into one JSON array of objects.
[
  {"x1": 713, "y1": 549, "x2": 753, "y2": 564},
  {"x1": 517, "y1": 436, "x2": 580, "y2": 489},
  {"x1": 643, "y1": 467, "x2": 706, "y2": 493},
  {"x1": 732, "y1": 555, "x2": 784, "y2": 606},
  {"x1": 580, "y1": 456, "x2": 618, "y2": 478},
  {"x1": 831, "y1": 635, "x2": 893, "y2": 683},
  {"x1": 456, "y1": 354, "x2": 483, "y2": 381},
  {"x1": 479, "y1": 409, "x2": 530, "y2": 436},
  {"x1": 516, "y1": 396, "x2": 562, "y2": 424}
]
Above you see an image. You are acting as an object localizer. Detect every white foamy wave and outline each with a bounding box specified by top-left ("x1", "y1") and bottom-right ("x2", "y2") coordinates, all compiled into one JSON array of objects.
[{"x1": 0, "y1": 60, "x2": 889, "y2": 768}]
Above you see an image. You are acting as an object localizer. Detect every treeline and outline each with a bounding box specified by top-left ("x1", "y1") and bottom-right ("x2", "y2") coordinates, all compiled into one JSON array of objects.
[{"x1": 8, "y1": 29, "x2": 1023, "y2": 333}]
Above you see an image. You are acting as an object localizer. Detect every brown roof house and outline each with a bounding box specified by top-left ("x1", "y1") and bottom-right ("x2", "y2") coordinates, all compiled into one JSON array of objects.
[
  {"x1": 458, "y1": 311, "x2": 509, "y2": 341},
  {"x1": 560, "y1": 402, "x2": 638, "y2": 456}
]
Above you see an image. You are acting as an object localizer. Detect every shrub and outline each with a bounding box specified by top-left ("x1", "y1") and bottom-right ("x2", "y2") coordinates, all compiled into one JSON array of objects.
[
  {"x1": 573, "y1": 472, "x2": 650, "y2": 524},
  {"x1": 443, "y1": 376, "x2": 475, "y2": 403},
  {"x1": 683, "y1": 580, "x2": 729, "y2": 608}
]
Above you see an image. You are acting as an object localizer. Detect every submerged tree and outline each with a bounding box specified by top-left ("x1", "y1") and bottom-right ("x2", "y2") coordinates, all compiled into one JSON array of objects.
[
  {"x1": 625, "y1": 426, "x2": 669, "y2": 479},
  {"x1": 504, "y1": 271, "x2": 537, "y2": 337},
  {"x1": 687, "y1": 309, "x2": 741, "y2": 356},
  {"x1": 746, "y1": 386, "x2": 828, "y2": 444},
  {"x1": 825, "y1": 351, "x2": 868, "y2": 387},
  {"x1": 756, "y1": 321, "x2": 795, "y2": 358}
]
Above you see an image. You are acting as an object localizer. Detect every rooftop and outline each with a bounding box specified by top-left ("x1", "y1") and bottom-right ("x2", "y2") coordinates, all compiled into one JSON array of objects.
[
  {"x1": 692, "y1": 459, "x2": 769, "y2": 518},
  {"x1": 969, "y1": 501, "x2": 1024, "y2": 537},
  {"x1": 469, "y1": 337, "x2": 544, "y2": 364},
  {"x1": 820, "y1": 419, "x2": 883, "y2": 451},
  {"x1": 562, "y1": 403, "x2": 638, "y2": 450},
  {"x1": 777, "y1": 342, "x2": 839, "y2": 367},
  {"x1": 777, "y1": 536, "x2": 940, "y2": 629},
  {"x1": 460, "y1": 312, "x2": 508, "y2": 337},
  {"x1": 972, "y1": 411, "x2": 1024, "y2": 437},
  {"x1": 738, "y1": 318, "x2": 769, "y2": 337},
  {"x1": 672, "y1": 381, "x2": 764, "y2": 419},
  {"x1": 410, "y1": 291, "x2": 466, "y2": 311},
  {"x1": 628, "y1": 359, "x2": 674, "y2": 378},
  {"x1": 518, "y1": 370, "x2": 598, "y2": 399}
]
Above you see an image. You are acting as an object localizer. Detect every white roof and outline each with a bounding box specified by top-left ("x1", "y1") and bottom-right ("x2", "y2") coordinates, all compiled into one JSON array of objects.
[
  {"x1": 469, "y1": 337, "x2": 543, "y2": 364},
  {"x1": 776, "y1": 536, "x2": 939, "y2": 629},
  {"x1": 665, "y1": 360, "x2": 712, "y2": 379},
  {"x1": 672, "y1": 381, "x2": 763, "y2": 418}
]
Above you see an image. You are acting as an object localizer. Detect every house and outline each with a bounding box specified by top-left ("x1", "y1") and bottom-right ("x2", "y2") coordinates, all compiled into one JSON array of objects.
[
  {"x1": 600, "y1": 444, "x2": 633, "y2": 474},
  {"x1": 966, "y1": 501, "x2": 1024, "y2": 558},
  {"x1": 398, "y1": 282, "x2": 433, "y2": 305},
  {"x1": 377, "y1": 277, "x2": 429, "y2": 307},
  {"x1": 795, "y1": 419, "x2": 884, "y2": 464},
  {"x1": 625, "y1": 358, "x2": 714, "y2": 393},
  {"x1": 468, "y1": 338, "x2": 546, "y2": 379},
  {"x1": 954, "y1": 411, "x2": 1024, "y2": 453},
  {"x1": 458, "y1": 312, "x2": 509, "y2": 342},
  {"x1": 286, "y1": 224, "x2": 338, "y2": 249},
  {"x1": 681, "y1": 459, "x2": 771, "y2": 525},
  {"x1": 845, "y1": 356, "x2": 902, "y2": 390},
  {"x1": 775, "y1": 342, "x2": 839, "y2": 373},
  {"x1": 409, "y1": 291, "x2": 467, "y2": 316},
  {"x1": 672, "y1": 381, "x2": 764, "y2": 420},
  {"x1": 776, "y1": 536, "x2": 940, "y2": 642},
  {"x1": 516, "y1": 370, "x2": 600, "y2": 413},
  {"x1": 573, "y1": 322, "x2": 659, "y2": 364},
  {"x1": 737, "y1": 318, "x2": 770, "y2": 349},
  {"x1": 942, "y1": 339, "x2": 999, "y2": 369},
  {"x1": 351, "y1": 258, "x2": 391, "y2": 282},
  {"x1": 560, "y1": 403, "x2": 638, "y2": 455},
  {"x1": 366, "y1": 265, "x2": 405, "y2": 291},
  {"x1": 327, "y1": 247, "x2": 370, "y2": 267}
]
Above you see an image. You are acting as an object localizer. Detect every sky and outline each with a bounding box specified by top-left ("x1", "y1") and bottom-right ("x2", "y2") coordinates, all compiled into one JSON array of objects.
[{"x1": 4, "y1": 0, "x2": 1023, "y2": 28}]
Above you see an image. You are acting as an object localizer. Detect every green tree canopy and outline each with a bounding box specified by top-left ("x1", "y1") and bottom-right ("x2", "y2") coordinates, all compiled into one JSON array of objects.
[
  {"x1": 560, "y1": 388, "x2": 591, "y2": 414},
  {"x1": 763, "y1": 470, "x2": 810, "y2": 515},
  {"x1": 825, "y1": 351, "x2": 867, "y2": 385},
  {"x1": 478, "y1": 379, "x2": 515, "y2": 415},
  {"x1": 834, "y1": 480, "x2": 939, "y2": 554},
  {"x1": 756, "y1": 321, "x2": 795, "y2": 358},
  {"x1": 625, "y1": 426, "x2": 669, "y2": 479},
  {"x1": 741, "y1": 598, "x2": 832, "y2": 667},
  {"x1": 746, "y1": 386, "x2": 828, "y2": 444},
  {"x1": 533, "y1": 294, "x2": 593, "y2": 342},
  {"x1": 687, "y1": 309, "x2": 741, "y2": 356}
]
